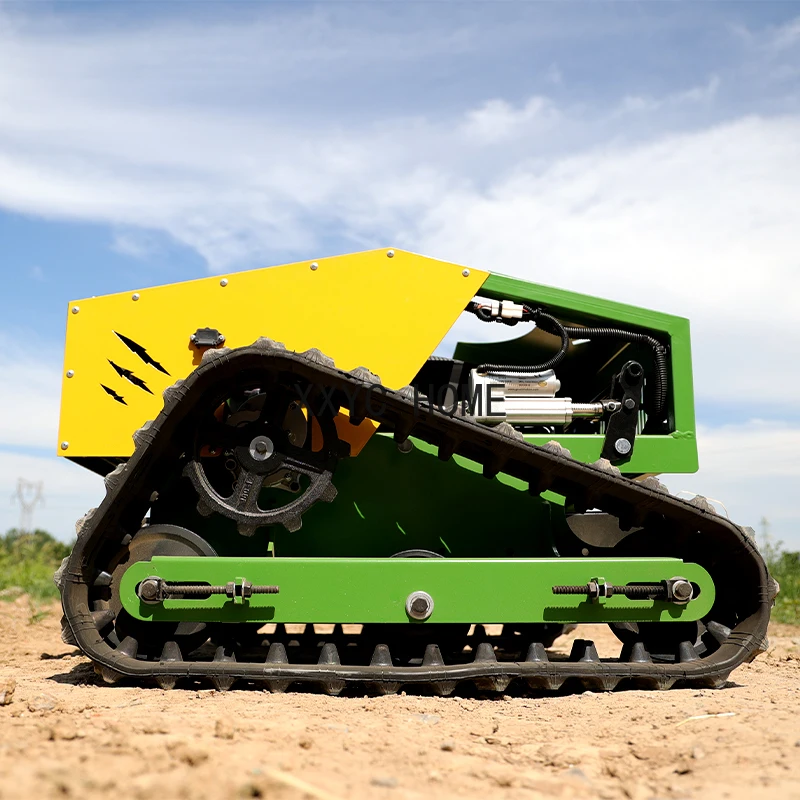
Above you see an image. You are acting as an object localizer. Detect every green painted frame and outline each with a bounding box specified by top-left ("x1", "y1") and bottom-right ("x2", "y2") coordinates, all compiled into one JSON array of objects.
[
  {"x1": 120, "y1": 556, "x2": 714, "y2": 624},
  {"x1": 470, "y1": 272, "x2": 698, "y2": 475}
]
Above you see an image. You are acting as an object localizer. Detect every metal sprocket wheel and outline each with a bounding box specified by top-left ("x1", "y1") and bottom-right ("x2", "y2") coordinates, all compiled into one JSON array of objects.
[{"x1": 183, "y1": 380, "x2": 346, "y2": 536}]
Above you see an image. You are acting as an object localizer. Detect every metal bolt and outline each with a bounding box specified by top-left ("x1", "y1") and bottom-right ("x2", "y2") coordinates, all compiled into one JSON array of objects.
[
  {"x1": 387, "y1": 250, "x2": 395, "y2": 258},
  {"x1": 71, "y1": 306, "x2": 80, "y2": 314},
  {"x1": 623, "y1": 398, "x2": 636, "y2": 410},
  {"x1": 60, "y1": 442, "x2": 69, "y2": 451},
  {"x1": 462, "y1": 269, "x2": 470, "y2": 277},
  {"x1": 220, "y1": 278, "x2": 228, "y2": 287},
  {"x1": 249, "y1": 435, "x2": 274, "y2": 462},
  {"x1": 138, "y1": 578, "x2": 163, "y2": 603},
  {"x1": 614, "y1": 437, "x2": 632, "y2": 455},
  {"x1": 405, "y1": 590, "x2": 434, "y2": 621},
  {"x1": 217, "y1": 335, "x2": 226, "y2": 344},
  {"x1": 310, "y1": 262, "x2": 319, "y2": 271},
  {"x1": 397, "y1": 439, "x2": 414, "y2": 454},
  {"x1": 667, "y1": 577, "x2": 694, "y2": 605},
  {"x1": 132, "y1": 293, "x2": 140, "y2": 301},
  {"x1": 66, "y1": 370, "x2": 74, "y2": 378}
]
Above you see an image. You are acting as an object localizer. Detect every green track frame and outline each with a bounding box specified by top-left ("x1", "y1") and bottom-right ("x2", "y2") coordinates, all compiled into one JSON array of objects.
[{"x1": 120, "y1": 556, "x2": 714, "y2": 624}]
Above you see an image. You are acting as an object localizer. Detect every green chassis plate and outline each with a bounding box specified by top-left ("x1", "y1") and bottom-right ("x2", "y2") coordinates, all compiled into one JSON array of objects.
[{"x1": 120, "y1": 557, "x2": 714, "y2": 624}]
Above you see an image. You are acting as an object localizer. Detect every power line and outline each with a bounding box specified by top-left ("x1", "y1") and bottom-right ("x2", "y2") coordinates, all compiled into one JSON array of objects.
[{"x1": 10, "y1": 479, "x2": 45, "y2": 533}]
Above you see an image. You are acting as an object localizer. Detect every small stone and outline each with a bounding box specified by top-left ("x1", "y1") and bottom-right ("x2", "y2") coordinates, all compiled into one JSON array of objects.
[
  {"x1": 440, "y1": 739, "x2": 456, "y2": 751},
  {"x1": 168, "y1": 742, "x2": 209, "y2": 766},
  {"x1": 371, "y1": 777, "x2": 398, "y2": 788},
  {"x1": 691, "y1": 746, "x2": 705, "y2": 760},
  {"x1": 565, "y1": 767, "x2": 592, "y2": 784},
  {"x1": 48, "y1": 719, "x2": 81, "y2": 741},
  {"x1": 28, "y1": 694, "x2": 57, "y2": 712},
  {"x1": 0, "y1": 679, "x2": 15, "y2": 706},
  {"x1": 414, "y1": 713, "x2": 440, "y2": 725},
  {"x1": 298, "y1": 738, "x2": 313, "y2": 750},
  {"x1": 214, "y1": 717, "x2": 235, "y2": 740}
]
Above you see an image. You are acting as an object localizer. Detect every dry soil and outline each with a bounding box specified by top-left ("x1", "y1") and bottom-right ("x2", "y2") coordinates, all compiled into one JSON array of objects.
[{"x1": 1, "y1": 596, "x2": 799, "y2": 800}]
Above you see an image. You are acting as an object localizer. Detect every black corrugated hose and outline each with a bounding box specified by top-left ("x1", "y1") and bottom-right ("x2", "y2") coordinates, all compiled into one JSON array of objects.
[{"x1": 467, "y1": 302, "x2": 668, "y2": 416}]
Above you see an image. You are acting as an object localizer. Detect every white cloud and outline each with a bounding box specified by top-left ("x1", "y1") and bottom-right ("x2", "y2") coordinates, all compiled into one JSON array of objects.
[
  {"x1": 770, "y1": 16, "x2": 800, "y2": 52},
  {"x1": 419, "y1": 115, "x2": 800, "y2": 410},
  {"x1": 621, "y1": 75, "x2": 720, "y2": 113},
  {"x1": 0, "y1": 339, "x2": 62, "y2": 448},
  {"x1": 0, "y1": 6, "x2": 798, "y2": 552},
  {"x1": 663, "y1": 420, "x2": 800, "y2": 550},
  {"x1": 461, "y1": 97, "x2": 557, "y2": 144}
]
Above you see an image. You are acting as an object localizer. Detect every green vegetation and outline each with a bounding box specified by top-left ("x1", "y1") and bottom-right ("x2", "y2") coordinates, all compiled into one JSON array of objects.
[
  {"x1": 759, "y1": 519, "x2": 800, "y2": 625},
  {"x1": 0, "y1": 529, "x2": 72, "y2": 603},
  {"x1": 0, "y1": 521, "x2": 798, "y2": 626}
]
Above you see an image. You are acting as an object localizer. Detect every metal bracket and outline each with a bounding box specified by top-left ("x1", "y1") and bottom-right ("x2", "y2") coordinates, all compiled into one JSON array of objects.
[{"x1": 601, "y1": 360, "x2": 644, "y2": 463}]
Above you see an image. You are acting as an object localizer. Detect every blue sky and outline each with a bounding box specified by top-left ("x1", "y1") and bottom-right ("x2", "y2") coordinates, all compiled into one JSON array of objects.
[{"x1": 0, "y1": 2, "x2": 799, "y2": 547}]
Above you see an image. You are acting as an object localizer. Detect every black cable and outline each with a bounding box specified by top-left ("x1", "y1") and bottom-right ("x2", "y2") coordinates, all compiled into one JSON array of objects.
[
  {"x1": 475, "y1": 307, "x2": 570, "y2": 374},
  {"x1": 466, "y1": 301, "x2": 669, "y2": 416}
]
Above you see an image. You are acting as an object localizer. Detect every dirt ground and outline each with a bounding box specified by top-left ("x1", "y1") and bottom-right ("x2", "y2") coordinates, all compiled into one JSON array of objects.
[{"x1": 1, "y1": 597, "x2": 799, "y2": 800}]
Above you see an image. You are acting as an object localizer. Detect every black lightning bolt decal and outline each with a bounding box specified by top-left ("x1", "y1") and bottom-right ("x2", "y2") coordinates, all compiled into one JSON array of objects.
[
  {"x1": 113, "y1": 331, "x2": 170, "y2": 375},
  {"x1": 101, "y1": 384, "x2": 127, "y2": 405},
  {"x1": 108, "y1": 360, "x2": 154, "y2": 394}
]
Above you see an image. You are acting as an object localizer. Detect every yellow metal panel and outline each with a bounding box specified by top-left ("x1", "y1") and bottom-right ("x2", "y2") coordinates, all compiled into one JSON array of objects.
[{"x1": 58, "y1": 249, "x2": 488, "y2": 458}]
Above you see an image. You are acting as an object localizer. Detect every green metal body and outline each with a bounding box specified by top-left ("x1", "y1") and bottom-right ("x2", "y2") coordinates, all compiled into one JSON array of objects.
[
  {"x1": 120, "y1": 556, "x2": 714, "y2": 624},
  {"x1": 136, "y1": 268, "x2": 704, "y2": 627},
  {"x1": 464, "y1": 272, "x2": 698, "y2": 476}
]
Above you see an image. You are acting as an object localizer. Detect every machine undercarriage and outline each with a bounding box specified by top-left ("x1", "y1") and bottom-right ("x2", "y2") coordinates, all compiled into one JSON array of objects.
[{"x1": 54, "y1": 250, "x2": 774, "y2": 693}]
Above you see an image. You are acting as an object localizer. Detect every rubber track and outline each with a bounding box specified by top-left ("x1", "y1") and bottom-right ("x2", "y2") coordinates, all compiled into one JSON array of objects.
[{"x1": 60, "y1": 339, "x2": 773, "y2": 693}]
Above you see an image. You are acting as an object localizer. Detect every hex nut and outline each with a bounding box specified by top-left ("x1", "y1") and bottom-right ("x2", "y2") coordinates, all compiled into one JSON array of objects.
[{"x1": 405, "y1": 591, "x2": 434, "y2": 621}]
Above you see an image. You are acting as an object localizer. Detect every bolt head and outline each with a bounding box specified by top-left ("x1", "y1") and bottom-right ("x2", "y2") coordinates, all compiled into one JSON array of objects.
[
  {"x1": 623, "y1": 398, "x2": 636, "y2": 410},
  {"x1": 66, "y1": 370, "x2": 74, "y2": 378},
  {"x1": 60, "y1": 442, "x2": 69, "y2": 451},
  {"x1": 249, "y1": 435, "x2": 274, "y2": 461},
  {"x1": 71, "y1": 306, "x2": 80, "y2": 314},
  {"x1": 614, "y1": 437, "x2": 632, "y2": 455},
  {"x1": 405, "y1": 590, "x2": 434, "y2": 620},
  {"x1": 387, "y1": 250, "x2": 395, "y2": 258},
  {"x1": 670, "y1": 578, "x2": 694, "y2": 603},
  {"x1": 220, "y1": 278, "x2": 228, "y2": 287},
  {"x1": 462, "y1": 269, "x2": 470, "y2": 277},
  {"x1": 139, "y1": 579, "x2": 161, "y2": 602},
  {"x1": 132, "y1": 293, "x2": 140, "y2": 301},
  {"x1": 310, "y1": 262, "x2": 319, "y2": 271}
]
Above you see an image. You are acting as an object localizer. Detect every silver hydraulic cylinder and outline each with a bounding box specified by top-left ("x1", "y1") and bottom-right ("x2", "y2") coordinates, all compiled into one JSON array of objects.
[{"x1": 467, "y1": 369, "x2": 607, "y2": 426}]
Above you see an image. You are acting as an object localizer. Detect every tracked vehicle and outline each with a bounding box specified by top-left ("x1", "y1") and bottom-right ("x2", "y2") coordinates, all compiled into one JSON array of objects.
[{"x1": 55, "y1": 249, "x2": 773, "y2": 693}]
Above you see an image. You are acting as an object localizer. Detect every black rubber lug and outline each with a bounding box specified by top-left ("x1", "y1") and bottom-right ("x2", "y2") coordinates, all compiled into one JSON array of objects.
[{"x1": 569, "y1": 639, "x2": 600, "y2": 663}]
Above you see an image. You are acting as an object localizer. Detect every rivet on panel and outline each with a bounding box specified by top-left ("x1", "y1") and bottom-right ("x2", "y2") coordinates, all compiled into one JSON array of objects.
[
  {"x1": 387, "y1": 250, "x2": 395, "y2": 258},
  {"x1": 71, "y1": 306, "x2": 80, "y2": 314},
  {"x1": 310, "y1": 262, "x2": 319, "y2": 271},
  {"x1": 462, "y1": 269, "x2": 470, "y2": 278},
  {"x1": 220, "y1": 278, "x2": 229, "y2": 287},
  {"x1": 66, "y1": 370, "x2": 74, "y2": 378},
  {"x1": 132, "y1": 293, "x2": 140, "y2": 301},
  {"x1": 61, "y1": 442, "x2": 69, "y2": 451}
]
